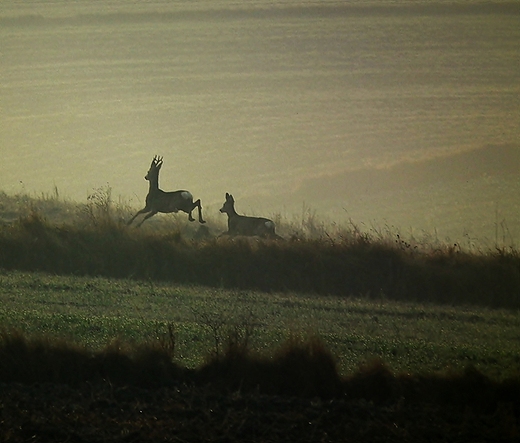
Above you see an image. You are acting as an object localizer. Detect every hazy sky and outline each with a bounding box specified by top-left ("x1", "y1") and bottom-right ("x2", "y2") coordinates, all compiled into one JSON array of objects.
[{"x1": 1, "y1": 1, "x2": 519, "y2": 243}]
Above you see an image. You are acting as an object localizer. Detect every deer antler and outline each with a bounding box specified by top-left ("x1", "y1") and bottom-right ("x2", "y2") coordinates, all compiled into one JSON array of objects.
[{"x1": 152, "y1": 155, "x2": 164, "y2": 167}]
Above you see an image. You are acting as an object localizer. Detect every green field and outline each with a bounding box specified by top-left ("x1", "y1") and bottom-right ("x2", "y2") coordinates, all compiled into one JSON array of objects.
[{"x1": 2, "y1": 270, "x2": 519, "y2": 379}]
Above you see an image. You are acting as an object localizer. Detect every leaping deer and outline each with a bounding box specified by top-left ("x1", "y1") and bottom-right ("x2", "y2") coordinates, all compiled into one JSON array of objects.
[
  {"x1": 127, "y1": 155, "x2": 206, "y2": 227},
  {"x1": 219, "y1": 192, "x2": 279, "y2": 239}
]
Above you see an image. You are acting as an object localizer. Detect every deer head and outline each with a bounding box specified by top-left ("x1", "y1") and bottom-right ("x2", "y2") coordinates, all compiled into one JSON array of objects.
[
  {"x1": 145, "y1": 155, "x2": 163, "y2": 181},
  {"x1": 220, "y1": 193, "x2": 235, "y2": 214}
]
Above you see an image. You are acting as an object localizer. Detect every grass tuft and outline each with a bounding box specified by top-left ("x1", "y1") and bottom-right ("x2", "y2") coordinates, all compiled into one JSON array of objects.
[
  {"x1": 197, "y1": 336, "x2": 342, "y2": 398},
  {"x1": 345, "y1": 358, "x2": 397, "y2": 404},
  {"x1": 0, "y1": 329, "x2": 186, "y2": 388}
]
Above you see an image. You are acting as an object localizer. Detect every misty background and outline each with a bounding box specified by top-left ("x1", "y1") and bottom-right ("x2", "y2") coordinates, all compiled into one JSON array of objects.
[{"x1": 1, "y1": 1, "x2": 519, "y2": 245}]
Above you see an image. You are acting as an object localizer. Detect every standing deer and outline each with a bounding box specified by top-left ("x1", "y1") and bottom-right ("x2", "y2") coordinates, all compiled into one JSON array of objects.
[
  {"x1": 219, "y1": 192, "x2": 279, "y2": 238},
  {"x1": 127, "y1": 156, "x2": 205, "y2": 227}
]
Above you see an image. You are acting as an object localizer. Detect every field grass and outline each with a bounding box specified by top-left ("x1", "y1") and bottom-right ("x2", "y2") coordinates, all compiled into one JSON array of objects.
[{"x1": 1, "y1": 270, "x2": 519, "y2": 379}]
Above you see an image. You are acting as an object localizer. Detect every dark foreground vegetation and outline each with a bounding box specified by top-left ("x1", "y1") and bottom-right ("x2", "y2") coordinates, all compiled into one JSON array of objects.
[{"x1": 1, "y1": 330, "x2": 519, "y2": 442}]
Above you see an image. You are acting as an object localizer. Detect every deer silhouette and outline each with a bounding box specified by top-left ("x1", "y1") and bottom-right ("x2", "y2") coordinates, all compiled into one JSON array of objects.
[
  {"x1": 219, "y1": 192, "x2": 279, "y2": 238},
  {"x1": 127, "y1": 156, "x2": 205, "y2": 227}
]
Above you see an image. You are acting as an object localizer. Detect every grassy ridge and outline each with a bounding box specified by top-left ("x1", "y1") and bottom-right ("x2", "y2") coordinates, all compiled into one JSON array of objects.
[{"x1": 0, "y1": 208, "x2": 519, "y2": 309}]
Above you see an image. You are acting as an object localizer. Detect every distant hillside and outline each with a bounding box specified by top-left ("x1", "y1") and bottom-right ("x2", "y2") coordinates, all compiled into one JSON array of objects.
[
  {"x1": 238, "y1": 144, "x2": 520, "y2": 245},
  {"x1": 291, "y1": 144, "x2": 520, "y2": 201}
]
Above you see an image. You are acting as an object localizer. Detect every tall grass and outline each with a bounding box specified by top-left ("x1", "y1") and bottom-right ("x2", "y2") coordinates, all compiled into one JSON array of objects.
[{"x1": 0, "y1": 190, "x2": 519, "y2": 309}]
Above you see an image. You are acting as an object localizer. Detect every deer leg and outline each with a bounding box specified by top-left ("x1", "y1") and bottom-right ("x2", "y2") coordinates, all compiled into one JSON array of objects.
[
  {"x1": 184, "y1": 203, "x2": 195, "y2": 222},
  {"x1": 193, "y1": 199, "x2": 206, "y2": 224},
  {"x1": 127, "y1": 207, "x2": 149, "y2": 226},
  {"x1": 136, "y1": 210, "x2": 157, "y2": 227}
]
